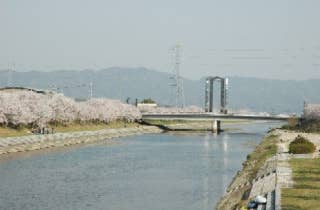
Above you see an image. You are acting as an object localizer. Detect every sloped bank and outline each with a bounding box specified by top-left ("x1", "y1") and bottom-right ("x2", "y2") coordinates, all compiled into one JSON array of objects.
[
  {"x1": 0, "y1": 125, "x2": 163, "y2": 156},
  {"x1": 215, "y1": 132, "x2": 279, "y2": 210}
]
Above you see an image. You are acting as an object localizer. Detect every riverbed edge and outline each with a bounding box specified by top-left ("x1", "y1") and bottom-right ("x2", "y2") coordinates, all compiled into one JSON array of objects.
[
  {"x1": 215, "y1": 130, "x2": 279, "y2": 210},
  {"x1": 215, "y1": 128, "x2": 320, "y2": 210},
  {"x1": 0, "y1": 125, "x2": 163, "y2": 157}
]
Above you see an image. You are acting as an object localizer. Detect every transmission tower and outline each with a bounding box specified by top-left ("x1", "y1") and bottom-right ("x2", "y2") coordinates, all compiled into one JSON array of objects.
[
  {"x1": 7, "y1": 63, "x2": 14, "y2": 87},
  {"x1": 170, "y1": 44, "x2": 185, "y2": 108}
]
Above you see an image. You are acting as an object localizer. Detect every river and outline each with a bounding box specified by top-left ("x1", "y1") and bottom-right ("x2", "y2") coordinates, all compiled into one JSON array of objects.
[{"x1": 0, "y1": 122, "x2": 281, "y2": 210}]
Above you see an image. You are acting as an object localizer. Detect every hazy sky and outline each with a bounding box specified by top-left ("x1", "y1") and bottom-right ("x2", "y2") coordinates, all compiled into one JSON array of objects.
[{"x1": 1, "y1": 0, "x2": 320, "y2": 80}]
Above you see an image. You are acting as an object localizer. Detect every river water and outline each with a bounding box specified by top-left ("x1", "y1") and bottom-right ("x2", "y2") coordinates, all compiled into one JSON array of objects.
[{"x1": 0, "y1": 122, "x2": 281, "y2": 210}]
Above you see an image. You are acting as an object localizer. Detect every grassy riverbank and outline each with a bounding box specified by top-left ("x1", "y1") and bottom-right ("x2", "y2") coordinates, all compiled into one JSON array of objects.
[
  {"x1": 52, "y1": 121, "x2": 139, "y2": 133},
  {"x1": 216, "y1": 132, "x2": 278, "y2": 209},
  {"x1": 278, "y1": 119, "x2": 320, "y2": 209},
  {"x1": 281, "y1": 158, "x2": 320, "y2": 210},
  {"x1": 0, "y1": 124, "x2": 162, "y2": 156},
  {"x1": 0, "y1": 127, "x2": 30, "y2": 138},
  {"x1": 241, "y1": 134, "x2": 278, "y2": 180},
  {"x1": 217, "y1": 120, "x2": 320, "y2": 209},
  {"x1": 0, "y1": 121, "x2": 139, "y2": 138}
]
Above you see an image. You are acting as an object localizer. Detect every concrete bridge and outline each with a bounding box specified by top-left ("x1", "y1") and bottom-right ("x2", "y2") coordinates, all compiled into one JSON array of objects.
[
  {"x1": 141, "y1": 113, "x2": 290, "y2": 121},
  {"x1": 141, "y1": 113, "x2": 290, "y2": 133},
  {"x1": 141, "y1": 76, "x2": 294, "y2": 133}
]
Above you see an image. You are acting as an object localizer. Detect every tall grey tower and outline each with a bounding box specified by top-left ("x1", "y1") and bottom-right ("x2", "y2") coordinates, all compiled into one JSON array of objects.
[
  {"x1": 205, "y1": 76, "x2": 228, "y2": 113},
  {"x1": 170, "y1": 44, "x2": 185, "y2": 108}
]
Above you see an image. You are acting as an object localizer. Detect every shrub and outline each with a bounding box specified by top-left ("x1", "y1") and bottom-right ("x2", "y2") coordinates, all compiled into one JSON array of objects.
[
  {"x1": 289, "y1": 135, "x2": 316, "y2": 154},
  {"x1": 141, "y1": 98, "x2": 156, "y2": 104},
  {"x1": 288, "y1": 117, "x2": 299, "y2": 127},
  {"x1": 281, "y1": 117, "x2": 299, "y2": 130},
  {"x1": 299, "y1": 119, "x2": 320, "y2": 133},
  {"x1": 246, "y1": 154, "x2": 251, "y2": 160},
  {"x1": 282, "y1": 118, "x2": 320, "y2": 133}
]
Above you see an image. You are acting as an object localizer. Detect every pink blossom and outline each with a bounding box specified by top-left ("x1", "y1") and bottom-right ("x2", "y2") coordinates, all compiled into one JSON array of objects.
[
  {"x1": 304, "y1": 104, "x2": 320, "y2": 120},
  {"x1": 0, "y1": 90, "x2": 141, "y2": 127}
]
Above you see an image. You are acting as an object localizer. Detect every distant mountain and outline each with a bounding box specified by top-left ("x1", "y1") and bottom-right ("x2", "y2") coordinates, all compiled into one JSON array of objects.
[{"x1": 1, "y1": 67, "x2": 319, "y2": 114}]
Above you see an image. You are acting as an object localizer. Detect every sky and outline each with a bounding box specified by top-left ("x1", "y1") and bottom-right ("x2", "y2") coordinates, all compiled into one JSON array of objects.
[{"x1": 1, "y1": 0, "x2": 320, "y2": 80}]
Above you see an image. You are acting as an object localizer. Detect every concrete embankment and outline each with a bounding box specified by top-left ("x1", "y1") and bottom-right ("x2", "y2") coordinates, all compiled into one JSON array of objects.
[
  {"x1": 0, "y1": 126, "x2": 163, "y2": 156},
  {"x1": 216, "y1": 131, "x2": 280, "y2": 210},
  {"x1": 216, "y1": 129, "x2": 320, "y2": 210}
]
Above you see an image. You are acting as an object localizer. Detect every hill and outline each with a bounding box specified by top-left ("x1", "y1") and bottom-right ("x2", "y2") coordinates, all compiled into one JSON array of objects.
[{"x1": 1, "y1": 67, "x2": 319, "y2": 113}]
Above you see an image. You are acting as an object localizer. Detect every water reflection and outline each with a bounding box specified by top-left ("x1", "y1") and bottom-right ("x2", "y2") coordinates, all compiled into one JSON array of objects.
[
  {"x1": 202, "y1": 133, "x2": 211, "y2": 209},
  {"x1": 0, "y1": 122, "x2": 281, "y2": 210}
]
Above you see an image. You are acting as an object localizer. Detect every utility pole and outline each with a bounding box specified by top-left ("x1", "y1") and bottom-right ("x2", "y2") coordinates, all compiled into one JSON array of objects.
[
  {"x1": 7, "y1": 63, "x2": 14, "y2": 87},
  {"x1": 89, "y1": 82, "x2": 93, "y2": 99}
]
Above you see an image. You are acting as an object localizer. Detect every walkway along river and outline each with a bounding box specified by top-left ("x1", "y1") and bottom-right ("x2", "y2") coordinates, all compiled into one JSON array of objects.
[{"x1": 0, "y1": 122, "x2": 281, "y2": 210}]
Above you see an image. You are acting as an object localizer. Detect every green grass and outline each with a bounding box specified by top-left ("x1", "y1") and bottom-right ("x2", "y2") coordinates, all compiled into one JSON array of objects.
[
  {"x1": 229, "y1": 134, "x2": 278, "y2": 209},
  {"x1": 51, "y1": 121, "x2": 138, "y2": 133},
  {"x1": 242, "y1": 134, "x2": 278, "y2": 180},
  {"x1": 0, "y1": 121, "x2": 138, "y2": 137},
  {"x1": 282, "y1": 158, "x2": 320, "y2": 210},
  {"x1": 237, "y1": 134, "x2": 278, "y2": 207},
  {"x1": 0, "y1": 126, "x2": 30, "y2": 138}
]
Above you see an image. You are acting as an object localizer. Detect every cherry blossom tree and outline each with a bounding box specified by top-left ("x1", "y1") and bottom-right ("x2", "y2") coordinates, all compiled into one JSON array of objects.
[
  {"x1": 304, "y1": 104, "x2": 320, "y2": 120},
  {"x1": 0, "y1": 90, "x2": 141, "y2": 127}
]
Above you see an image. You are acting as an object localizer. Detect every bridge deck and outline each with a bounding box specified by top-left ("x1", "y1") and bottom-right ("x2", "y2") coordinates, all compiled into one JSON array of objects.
[{"x1": 141, "y1": 113, "x2": 290, "y2": 121}]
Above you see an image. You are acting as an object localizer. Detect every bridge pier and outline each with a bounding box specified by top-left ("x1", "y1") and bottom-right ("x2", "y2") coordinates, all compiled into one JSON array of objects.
[{"x1": 211, "y1": 120, "x2": 221, "y2": 133}]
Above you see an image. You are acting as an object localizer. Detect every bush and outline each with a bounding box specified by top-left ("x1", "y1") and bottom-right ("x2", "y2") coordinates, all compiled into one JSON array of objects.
[
  {"x1": 246, "y1": 154, "x2": 251, "y2": 160},
  {"x1": 282, "y1": 119, "x2": 320, "y2": 133},
  {"x1": 288, "y1": 117, "x2": 299, "y2": 127},
  {"x1": 141, "y1": 98, "x2": 156, "y2": 104},
  {"x1": 281, "y1": 117, "x2": 299, "y2": 130},
  {"x1": 299, "y1": 119, "x2": 320, "y2": 133},
  {"x1": 289, "y1": 135, "x2": 316, "y2": 154}
]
